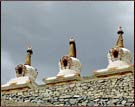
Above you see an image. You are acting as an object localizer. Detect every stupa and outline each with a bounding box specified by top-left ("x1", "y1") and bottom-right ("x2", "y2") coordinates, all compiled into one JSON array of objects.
[
  {"x1": 1, "y1": 47, "x2": 38, "y2": 91},
  {"x1": 94, "y1": 26, "x2": 134, "y2": 77},
  {"x1": 43, "y1": 37, "x2": 82, "y2": 84}
]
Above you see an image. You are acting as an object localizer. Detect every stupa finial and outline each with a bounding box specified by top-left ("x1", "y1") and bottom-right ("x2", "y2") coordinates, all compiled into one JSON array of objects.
[
  {"x1": 115, "y1": 26, "x2": 124, "y2": 48},
  {"x1": 24, "y1": 45, "x2": 33, "y2": 65},
  {"x1": 68, "y1": 37, "x2": 76, "y2": 58}
]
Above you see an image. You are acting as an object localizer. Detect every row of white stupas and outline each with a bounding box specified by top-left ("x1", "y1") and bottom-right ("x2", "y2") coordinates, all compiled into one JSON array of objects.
[{"x1": 1, "y1": 26, "x2": 134, "y2": 91}]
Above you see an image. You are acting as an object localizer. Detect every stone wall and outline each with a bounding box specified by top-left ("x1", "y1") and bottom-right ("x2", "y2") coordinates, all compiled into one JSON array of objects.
[{"x1": 1, "y1": 73, "x2": 134, "y2": 106}]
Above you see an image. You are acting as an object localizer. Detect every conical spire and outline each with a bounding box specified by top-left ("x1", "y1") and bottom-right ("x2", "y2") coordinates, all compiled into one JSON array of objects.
[
  {"x1": 115, "y1": 26, "x2": 124, "y2": 48},
  {"x1": 24, "y1": 46, "x2": 33, "y2": 65},
  {"x1": 68, "y1": 37, "x2": 76, "y2": 58}
]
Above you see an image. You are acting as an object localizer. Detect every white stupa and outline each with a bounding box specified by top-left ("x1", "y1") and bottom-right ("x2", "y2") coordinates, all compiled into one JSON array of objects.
[
  {"x1": 43, "y1": 37, "x2": 82, "y2": 84},
  {"x1": 1, "y1": 47, "x2": 38, "y2": 91},
  {"x1": 94, "y1": 26, "x2": 134, "y2": 77}
]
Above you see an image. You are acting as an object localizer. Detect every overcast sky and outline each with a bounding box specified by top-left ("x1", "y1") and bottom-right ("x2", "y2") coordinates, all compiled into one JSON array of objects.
[{"x1": 1, "y1": 1, "x2": 134, "y2": 85}]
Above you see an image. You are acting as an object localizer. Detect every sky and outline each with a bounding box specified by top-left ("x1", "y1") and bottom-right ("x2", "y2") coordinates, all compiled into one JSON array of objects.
[{"x1": 1, "y1": 1, "x2": 134, "y2": 85}]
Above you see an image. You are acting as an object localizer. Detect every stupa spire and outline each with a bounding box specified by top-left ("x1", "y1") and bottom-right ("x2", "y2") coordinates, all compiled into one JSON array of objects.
[
  {"x1": 24, "y1": 46, "x2": 33, "y2": 66},
  {"x1": 68, "y1": 37, "x2": 76, "y2": 58},
  {"x1": 115, "y1": 26, "x2": 124, "y2": 48}
]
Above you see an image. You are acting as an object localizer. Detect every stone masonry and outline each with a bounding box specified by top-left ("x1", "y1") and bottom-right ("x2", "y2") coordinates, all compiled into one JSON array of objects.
[{"x1": 1, "y1": 73, "x2": 134, "y2": 106}]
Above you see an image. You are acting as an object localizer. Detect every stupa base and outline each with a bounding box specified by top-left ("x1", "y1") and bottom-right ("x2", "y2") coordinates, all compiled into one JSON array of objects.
[
  {"x1": 43, "y1": 74, "x2": 81, "y2": 85},
  {"x1": 93, "y1": 64, "x2": 134, "y2": 78},
  {"x1": 1, "y1": 76, "x2": 38, "y2": 91}
]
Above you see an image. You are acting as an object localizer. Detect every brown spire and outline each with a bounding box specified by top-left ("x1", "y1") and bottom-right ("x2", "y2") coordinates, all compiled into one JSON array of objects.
[
  {"x1": 68, "y1": 37, "x2": 76, "y2": 58},
  {"x1": 115, "y1": 26, "x2": 124, "y2": 48},
  {"x1": 24, "y1": 46, "x2": 33, "y2": 66}
]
